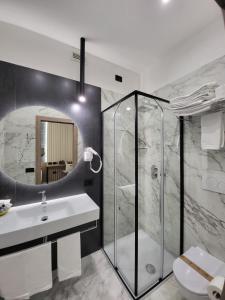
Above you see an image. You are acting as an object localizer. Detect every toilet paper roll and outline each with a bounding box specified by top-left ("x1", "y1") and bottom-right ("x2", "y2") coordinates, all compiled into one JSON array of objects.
[{"x1": 207, "y1": 276, "x2": 225, "y2": 300}]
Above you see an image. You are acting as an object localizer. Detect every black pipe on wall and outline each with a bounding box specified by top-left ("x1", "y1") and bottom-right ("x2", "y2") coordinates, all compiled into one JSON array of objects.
[
  {"x1": 179, "y1": 117, "x2": 184, "y2": 255},
  {"x1": 80, "y1": 37, "x2": 85, "y2": 98}
]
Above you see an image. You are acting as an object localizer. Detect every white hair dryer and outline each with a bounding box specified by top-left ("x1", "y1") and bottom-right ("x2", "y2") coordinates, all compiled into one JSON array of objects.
[{"x1": 84, "y1": 147, "x2": 102, "y2": 173}]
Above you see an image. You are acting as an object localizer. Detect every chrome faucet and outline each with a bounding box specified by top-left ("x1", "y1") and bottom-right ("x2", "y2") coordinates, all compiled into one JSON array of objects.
[{"x1": 38, "y1": 190, "x2": 47, "y2": 205}]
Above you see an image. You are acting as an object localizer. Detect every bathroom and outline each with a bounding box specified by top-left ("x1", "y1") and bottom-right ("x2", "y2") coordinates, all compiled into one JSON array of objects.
[{"x1": 0, "y1": 0, "x2": 225, "y2": 299}]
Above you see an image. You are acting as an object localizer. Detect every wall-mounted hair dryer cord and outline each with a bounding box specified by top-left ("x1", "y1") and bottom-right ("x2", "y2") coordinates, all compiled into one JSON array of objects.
[{"x1": 90, "y1": 152, "x2": 102, "y2": 173}]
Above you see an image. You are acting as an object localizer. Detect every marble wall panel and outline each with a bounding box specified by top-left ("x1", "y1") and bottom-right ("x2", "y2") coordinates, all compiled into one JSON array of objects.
[{"x1": 154, "y1": 55, "x2": 225, "y2": 261}]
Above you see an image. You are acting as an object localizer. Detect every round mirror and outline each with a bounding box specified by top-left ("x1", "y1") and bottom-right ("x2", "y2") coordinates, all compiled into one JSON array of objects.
[{"x1": 0, "y1": 106, "x2": 83, "y2": 185}]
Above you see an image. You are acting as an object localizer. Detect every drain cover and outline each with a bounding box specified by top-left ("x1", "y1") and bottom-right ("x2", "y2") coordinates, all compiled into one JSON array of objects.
[
  {"x1": 41, "y1": 216, "x2": 48, "y2": 222},
  {"x1": 146, "y1": 264, "x2": 156, "y2": 274}
]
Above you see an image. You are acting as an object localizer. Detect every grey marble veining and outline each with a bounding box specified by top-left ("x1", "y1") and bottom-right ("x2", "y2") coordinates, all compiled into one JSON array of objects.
[
  {"x1": 31, "y1": 250, "x2": 184, "y2": 300},
  {"x1": 101, "y1": 89, "x2": 124, "y2": 112},
  {"x1": 137, "y1": 98, "x2": 181, "y2": 257},
  {"x1": 154, "y1": 55, "x2": 225, "y2": 261}
]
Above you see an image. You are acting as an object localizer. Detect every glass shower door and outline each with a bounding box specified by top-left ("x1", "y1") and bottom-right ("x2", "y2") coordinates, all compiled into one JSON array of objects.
[
  {"x1": 114, "y1": 96, "x2": 136, "y2": 293},
  {"x1": 137, "y1": 96, "x2": 164, "y2": 295},
  {"x1": 103, "y1": 107, "x2": 116, "y2": 263}
]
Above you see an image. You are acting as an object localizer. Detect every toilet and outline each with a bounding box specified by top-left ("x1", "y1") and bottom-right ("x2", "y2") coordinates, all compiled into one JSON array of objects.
[{"x1": 173, "y1": 247, "x2": 225, "y2": 300}]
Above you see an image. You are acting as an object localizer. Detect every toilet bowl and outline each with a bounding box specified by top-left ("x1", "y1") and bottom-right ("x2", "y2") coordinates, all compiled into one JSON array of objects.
[{"x1": 173, "y1": 247, "x2": 225, "y2": 300}]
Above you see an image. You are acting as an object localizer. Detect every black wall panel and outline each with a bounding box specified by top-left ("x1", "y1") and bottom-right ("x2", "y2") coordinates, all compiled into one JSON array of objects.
[{"x1": 0, "y1": 61, "x2": 102, "y2": 258}]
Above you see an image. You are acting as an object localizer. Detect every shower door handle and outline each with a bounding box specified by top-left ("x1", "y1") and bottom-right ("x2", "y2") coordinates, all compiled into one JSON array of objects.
[{"x1": 159, "y1": 171, "x2": 165, "y2": 223}]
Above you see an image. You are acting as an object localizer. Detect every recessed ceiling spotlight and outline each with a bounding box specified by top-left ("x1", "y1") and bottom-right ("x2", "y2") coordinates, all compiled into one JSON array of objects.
[
  {"x1": 126, "y1": 107, "x2": 131, "y2": 111},
  {"x1": 78, "y1": 95, "x2": 86, "y2": 103},
  {"x1": 162, "y1": 0, "x2": 170, "y2": 4}
]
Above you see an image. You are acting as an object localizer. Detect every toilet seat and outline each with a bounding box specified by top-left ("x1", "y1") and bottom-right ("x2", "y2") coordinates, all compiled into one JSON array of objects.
[{"x1": 173, "y1": 247, "x2": 225, "y2": 297}]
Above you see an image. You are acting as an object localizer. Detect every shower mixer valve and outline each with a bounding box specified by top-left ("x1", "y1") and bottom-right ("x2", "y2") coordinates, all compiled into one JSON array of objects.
[{"x1": 151, "y1": 165, "x2": 158, "y2": 179}]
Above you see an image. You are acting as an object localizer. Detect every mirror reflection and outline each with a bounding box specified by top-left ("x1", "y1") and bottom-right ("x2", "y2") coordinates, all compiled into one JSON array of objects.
[{"x1": 0, "y1": 106, "x2": 82, "y2": 185}]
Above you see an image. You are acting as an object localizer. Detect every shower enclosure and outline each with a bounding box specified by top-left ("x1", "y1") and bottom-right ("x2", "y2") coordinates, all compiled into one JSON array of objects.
[{"x1": 102, "y1": 91, "x2": 183, "y2": 299}]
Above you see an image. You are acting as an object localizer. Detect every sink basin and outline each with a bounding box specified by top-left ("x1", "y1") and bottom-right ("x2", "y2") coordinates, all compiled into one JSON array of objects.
[
  {"x1": 0, "y1": 193, "x2": 99, "y2": 249},
  {"x1": 15, "y1": 200, "x2": 71, "y2": 225}
]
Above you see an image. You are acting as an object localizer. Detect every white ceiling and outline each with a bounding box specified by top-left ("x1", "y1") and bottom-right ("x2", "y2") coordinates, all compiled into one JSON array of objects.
[{"x1": 0, "y1": 0, "x2": 221, "y2": 72}]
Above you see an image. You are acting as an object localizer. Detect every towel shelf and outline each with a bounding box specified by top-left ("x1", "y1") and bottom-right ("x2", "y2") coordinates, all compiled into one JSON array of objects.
[{"x1": 174, "y1": 100, "x2": 225, "y2": 118}]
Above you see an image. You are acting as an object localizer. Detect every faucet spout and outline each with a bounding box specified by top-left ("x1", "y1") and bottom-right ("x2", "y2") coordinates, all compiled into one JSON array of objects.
[{"x1": 38, "y1": 190, "x2": 47, "y2": 205}]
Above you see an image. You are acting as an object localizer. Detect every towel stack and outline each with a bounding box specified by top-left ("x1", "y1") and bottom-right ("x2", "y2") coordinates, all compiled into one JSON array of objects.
[{"x1": 170, "y1": 82, "x2": 220, "y2": 116}]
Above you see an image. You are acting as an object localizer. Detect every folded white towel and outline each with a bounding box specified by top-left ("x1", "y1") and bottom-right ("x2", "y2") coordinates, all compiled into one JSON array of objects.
[
  {"x1": 25, "y1": 243, "x2": 52, "y2": 296},
  {"x1": 171, "y1": 90, "x2": 216, "y2": 108},
  {"x1": 170, "y1": 82, "x2": 220, "y2": 116},
  {"x1": 57, "y1": 232, "x2": 81, "y2": 281},
  {"x1": 201, "y1": 112, "x2": 224, "y2": 150},
  {"x1": 0, "y1": 243, "x2": 52, "y2": 300},
  {"x1": 0, "y1": 251, "x2": 28, "y2": 300},
  {"x1": 169, "y1": 82, "x2": 221, "y2": 116},
  {"x1": 172, "y1": 83, "x2": 218, "y2": 103},
  {"x1": 174, "y1": 97, "x2": 222, "y2": 116},
  {"x1": 171, "y1": 92, "x2": 216, "y2": 109}
]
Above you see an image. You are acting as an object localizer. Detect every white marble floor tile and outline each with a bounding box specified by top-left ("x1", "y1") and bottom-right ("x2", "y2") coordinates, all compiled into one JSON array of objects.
[
  {"x1": 31, "y1": 250, "x2": 184, "y2": 300},
  {"x1": 143, "y1": 276, "x2": 185, "y2": 300}
]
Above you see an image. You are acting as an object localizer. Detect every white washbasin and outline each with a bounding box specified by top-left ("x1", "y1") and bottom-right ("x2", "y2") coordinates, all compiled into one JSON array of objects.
[{"x1": 0, "y1": 193, "x2": 99, "y2": 249}]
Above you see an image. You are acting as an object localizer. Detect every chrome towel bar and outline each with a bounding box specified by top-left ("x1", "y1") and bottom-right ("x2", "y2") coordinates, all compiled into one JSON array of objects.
[{"x1": 43, "y1": 220, "x2": 98, "y2": 244}]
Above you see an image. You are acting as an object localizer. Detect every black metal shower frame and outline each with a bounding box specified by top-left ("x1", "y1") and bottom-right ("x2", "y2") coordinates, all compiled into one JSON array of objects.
[{"x1": 101, "y1": 90, "x2": 184, "y2": 299}]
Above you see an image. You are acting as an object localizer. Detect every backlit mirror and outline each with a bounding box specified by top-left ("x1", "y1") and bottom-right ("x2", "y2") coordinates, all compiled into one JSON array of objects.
[{"x1": 0, "y1": 106, "x2": 82, "y2": 185}]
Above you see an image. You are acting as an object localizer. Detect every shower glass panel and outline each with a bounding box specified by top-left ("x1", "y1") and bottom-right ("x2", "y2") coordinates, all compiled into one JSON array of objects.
[
  {"x1": 103, "y1": 91, "x2": 181, "y2": 299},
  {"x1": 163, "y1": 108, "x2": 181, "y2": 277},
  {"x1": 115, "y1": 96, "x2": 136, "y2": 292},
  {"x1": 103, "y1": 107, "x2": 116, "y2": 263},
  {"x1": 137, "y1": 96, "x2": 163, "y2": 294}
]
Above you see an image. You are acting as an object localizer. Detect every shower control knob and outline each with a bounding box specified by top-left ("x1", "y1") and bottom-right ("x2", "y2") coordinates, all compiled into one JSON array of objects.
[{"x1": 151, "y1": 165, "x2": 158, "y2": 179}]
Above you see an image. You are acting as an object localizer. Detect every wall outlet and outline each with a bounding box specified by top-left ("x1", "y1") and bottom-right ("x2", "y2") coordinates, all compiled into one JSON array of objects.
[{"x1": 71, "y1": 51, "x2": 80, "y2": 62}]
